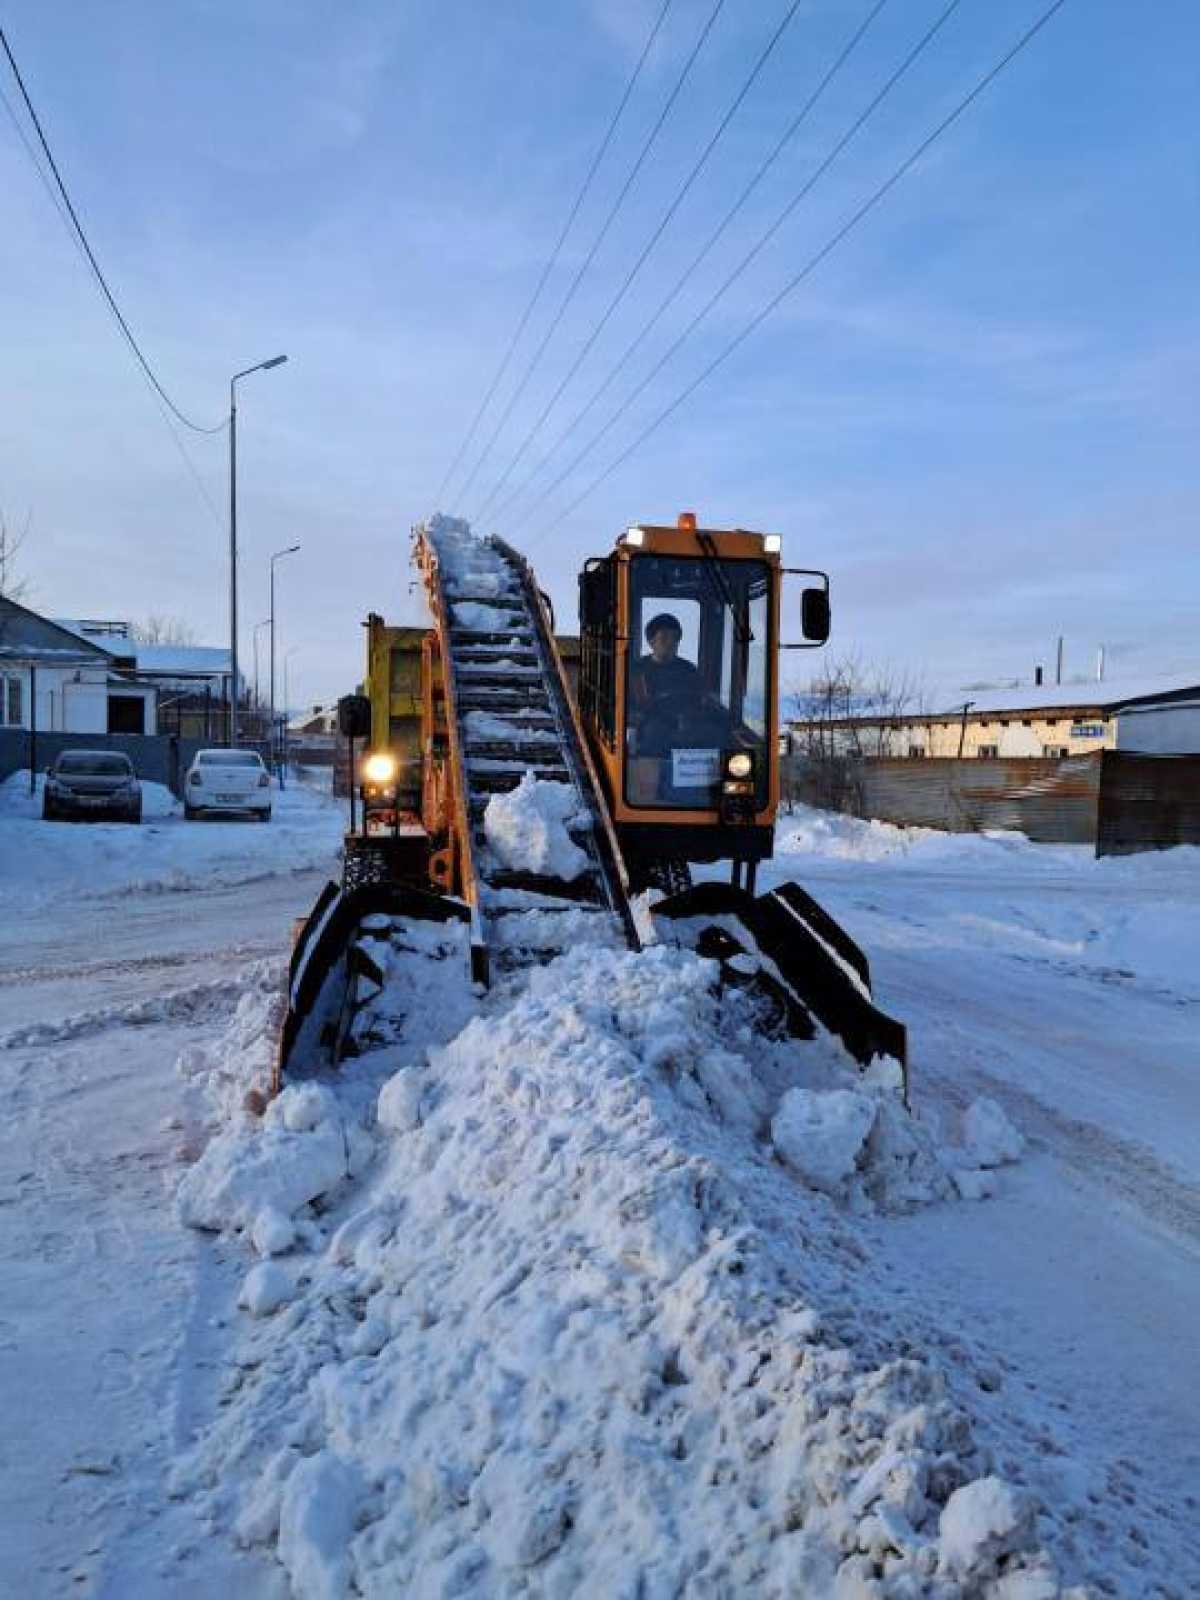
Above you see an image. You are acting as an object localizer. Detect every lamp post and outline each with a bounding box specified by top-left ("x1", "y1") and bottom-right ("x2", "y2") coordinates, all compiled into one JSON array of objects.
[
  {"x1": 252, "y1": 618, "x2": 271, "y2": 738},
  {"x1": 229, "y1": 353, "x2": 287, "y2": 745},
  {"x1": 269, "y1": 544, "x2": 300, "y2": 772},
  {"x1": 282, "y1": 646, "x2": 301, "y2": 782}
]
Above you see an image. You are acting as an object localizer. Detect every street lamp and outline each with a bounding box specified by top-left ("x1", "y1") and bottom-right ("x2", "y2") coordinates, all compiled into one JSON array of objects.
[
  {"x1": 270, "y1": 543, "x2": 300, "y2": 771},
  {"x1": 229, "y1": 353, "x2": 287, "y2": 745},
  {"x1": 252, "y1": 618, "x2": 271, "y2": 735},
  {"x1": 282, "y1": 646, "x2": 301, "y2": 781}
]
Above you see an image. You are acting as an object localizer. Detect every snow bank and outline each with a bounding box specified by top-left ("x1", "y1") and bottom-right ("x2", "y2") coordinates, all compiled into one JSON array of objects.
[
  {"x1": 0, "y1": 772, "x2": 343, "y2": 909},
  {"x1": 171, "y1": 941, "x2": 1070, "y2": 1596},
  {"x1": 483, "y1": 772, "x2": 590, "y2": 881}
]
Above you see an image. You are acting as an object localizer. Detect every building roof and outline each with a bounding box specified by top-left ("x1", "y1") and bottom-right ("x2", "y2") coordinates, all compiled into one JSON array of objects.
[
  {"x1": 134, "y1": 644, "x2": 230, "y2": 676},
  {"x1": 928, "y1": 674, "x2": 1200, "y2": 718}
]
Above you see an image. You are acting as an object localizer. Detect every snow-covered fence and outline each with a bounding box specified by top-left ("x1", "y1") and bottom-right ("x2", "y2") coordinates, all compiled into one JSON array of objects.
[{"x1": 783, "y1": 754, "x2": 1103, "y2": 844}]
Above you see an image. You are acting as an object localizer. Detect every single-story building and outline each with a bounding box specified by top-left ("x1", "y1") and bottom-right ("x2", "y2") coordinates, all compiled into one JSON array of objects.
[
  {"x1": 788, "y1": 675, "x2": 1200, "y2": 760},
  {"x1": 0, "y1": 598, "x2": 157, "y2": 734}
]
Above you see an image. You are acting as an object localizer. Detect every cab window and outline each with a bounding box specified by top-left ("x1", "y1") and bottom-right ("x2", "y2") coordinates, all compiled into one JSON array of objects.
[{"x1": 624, "y1": 554, "x2": 770, "y2": 811}]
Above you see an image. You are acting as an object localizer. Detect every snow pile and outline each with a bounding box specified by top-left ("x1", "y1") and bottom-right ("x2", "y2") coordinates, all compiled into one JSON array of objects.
[
  {"x1": 0, "y1": 772, "x2": 343, "y2": 909},
  {"x1": 426, "y1": 513, "x2": 517, "y2": 601},
  {"x1": 483, "y1": 772, "x2": 590, "y2": 882},
  {"x1": 176, "y1": 1079, "x2": 371, "y2": 1246},
  {"x1": 175, "y1": 960, "x2": 286, "y2": 1123},
  {"x1": 173, "y1": 943, "x2": 1070, "y2": 1596},
  {"x1": 777, "y1": 804, "x2": 1072, "y2": 868}
]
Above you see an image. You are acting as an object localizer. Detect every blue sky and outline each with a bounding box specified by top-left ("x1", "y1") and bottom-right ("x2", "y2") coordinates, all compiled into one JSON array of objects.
[{"x1": 2, "y1": 0, "x2": 1197, "y2": 710}]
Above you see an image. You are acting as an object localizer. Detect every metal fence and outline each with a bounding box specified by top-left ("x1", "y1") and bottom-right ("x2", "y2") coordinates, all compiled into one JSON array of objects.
[
  {"x1": 783, "y1": 751, "x2": 1200, "y2": 854},
  {"x1": 0, "y1": 729, "x2": 271, "y2": 800},
  {"x1": 1095, "y1": 751, "x2": 1200, "y2": 855},
  {"x1": 783, "y1": 754, "x2": 1103, "y2": 844}
]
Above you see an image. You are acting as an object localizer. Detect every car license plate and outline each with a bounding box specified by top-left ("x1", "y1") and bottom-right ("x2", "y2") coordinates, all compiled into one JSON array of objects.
[
  {"x1": 217, "y1": 793, "x2": 243, "y2": 803},
  {"x1": 80, "y1": 796, "x2": 107, "y2": 808}
]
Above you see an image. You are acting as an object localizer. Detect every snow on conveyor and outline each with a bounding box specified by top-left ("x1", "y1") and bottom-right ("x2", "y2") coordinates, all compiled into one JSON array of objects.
[{"x1": 173, "y1": 915, "x2": 1087, "y2": 1600}]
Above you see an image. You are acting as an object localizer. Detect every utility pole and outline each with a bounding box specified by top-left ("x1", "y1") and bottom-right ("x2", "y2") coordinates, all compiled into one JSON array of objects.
[
  {"x1": 269, "y1": 544, "x2": 300, "y2": 774},
  {"x1": 229, "y1": 355, "x2": 287, "y2": 744}
]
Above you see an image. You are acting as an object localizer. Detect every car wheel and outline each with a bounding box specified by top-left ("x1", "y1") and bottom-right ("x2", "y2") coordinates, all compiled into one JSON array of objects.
[
  {"x1": 130, "y1": 806, "x2": 143, "y2": 825},
  {"x1": 184, "y1": 803, "x2": 198, "y2": 821},
  {"x1": 42, "y1": 799, "x2": 53, "y2": 821},
  {"x1": 260, "y1": 808, "x2": 272, "y2": 822}
]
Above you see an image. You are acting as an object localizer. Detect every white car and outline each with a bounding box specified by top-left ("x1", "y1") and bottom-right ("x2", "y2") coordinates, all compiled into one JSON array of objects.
[{"x1": 183, "y1": 748, "x2": 272, "y2": 821}]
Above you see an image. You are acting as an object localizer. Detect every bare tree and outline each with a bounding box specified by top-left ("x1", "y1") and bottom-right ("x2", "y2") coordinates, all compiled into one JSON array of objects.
[
  {"x1": 0, "y1": 506, "x2": 33, "y2": 603},
  {"x1": 130, "y1": 614, "x2": 197, "y2": 646},
  {"x1": 785, "y1": 653, "x2": 927, "y2": 814}
]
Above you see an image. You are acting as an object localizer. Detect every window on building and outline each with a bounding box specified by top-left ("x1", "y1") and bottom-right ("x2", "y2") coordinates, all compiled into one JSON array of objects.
[
  {"x1": 1044, "y1": 746, "x2": 1069, "y2": 759},
  {"x1": 1022, "y1": 719, "x2": 1033, "y2": 727},
  {"x1": 3, "y1": 675, "x2": 22, "y2": 726},
  {"x1": 977, "y1": 743, "x2": 999, "y2": 759},
  {"x1": 907, "y1": 745, "x2": 926, "y2": 759}
]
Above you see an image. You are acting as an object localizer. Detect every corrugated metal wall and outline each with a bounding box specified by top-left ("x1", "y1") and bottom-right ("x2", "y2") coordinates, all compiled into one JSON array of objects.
[
  {"x1": 785, "y1": 752, "x2": 1200, "y2": 853},
  {"x1": 783, "y1": 755, "x2": 1103, "y2": 844},
  {"x1": 1095, "y1": 752, "x2": 1200, "y2": 855}
]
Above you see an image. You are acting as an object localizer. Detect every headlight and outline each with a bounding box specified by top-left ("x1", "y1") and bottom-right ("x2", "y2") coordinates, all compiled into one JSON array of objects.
[
  {"x1": 727, "y1": 752, "x2": 753, "y2": 779},
  {"x1": 363, "y1": 752, "x2": 397, "y2": 785}
]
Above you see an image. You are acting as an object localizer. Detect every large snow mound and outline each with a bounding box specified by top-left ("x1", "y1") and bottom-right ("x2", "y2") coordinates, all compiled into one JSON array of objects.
[{"x1": 171, "y1": 940, "x2": 1074, "y2": 1596}]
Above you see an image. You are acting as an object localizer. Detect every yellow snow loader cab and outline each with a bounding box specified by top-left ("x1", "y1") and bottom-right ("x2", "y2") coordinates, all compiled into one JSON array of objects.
[
  {"x1": 578, "y1": 513, "x2": 828, "y2": 895},
  {"x1": 276, "y1": 516, "x2": 906, "y2": 1097}
]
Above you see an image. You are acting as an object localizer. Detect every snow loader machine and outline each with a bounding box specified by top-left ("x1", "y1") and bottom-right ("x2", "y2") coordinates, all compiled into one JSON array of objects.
[{"x1": 275, "y1": 515, "x2": 906, "y2": 1094}]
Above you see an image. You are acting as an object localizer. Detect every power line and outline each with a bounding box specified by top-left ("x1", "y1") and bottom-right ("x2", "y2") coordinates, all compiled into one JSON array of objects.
[
  {"x1": 520, "y1": 0, "x2": 963, "y2": 534},
  {"x1": 472, "y1": 0, "x2": 806, "y2": 526},
  {"x1": 530, "y1": 0, "x2": 1071, "y2": 547},
  {"x1": 455, "y1": 0, "x2": 726, "y2": 508},
  {"x1": 491, "y1": 0, "x2": 892, "y2": 528},
  {"x1": 0, "y1": 25, "x2": 227, "y2": 436},
  {"x1": 436, "y1": 0, "x2": 674, "y2": 507}
]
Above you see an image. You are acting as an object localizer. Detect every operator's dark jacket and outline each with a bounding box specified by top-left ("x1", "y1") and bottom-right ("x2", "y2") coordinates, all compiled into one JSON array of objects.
[{"x1": 629, "y1": 654, "x2": 700, "y2": 724}]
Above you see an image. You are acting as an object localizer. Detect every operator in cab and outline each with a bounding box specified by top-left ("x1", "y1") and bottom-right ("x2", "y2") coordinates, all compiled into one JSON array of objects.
[{"x1": 629, "y1": 612, "x2": 701, "y2": 753}]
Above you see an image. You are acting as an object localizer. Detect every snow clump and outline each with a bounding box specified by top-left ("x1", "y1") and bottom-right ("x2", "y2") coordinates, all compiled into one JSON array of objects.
[
  {"x1": 963, "y1": 1096, "x2": 1026, "y2": 1167},
  {"x1": 483, "y1": 771, "x2": 590, "y2": 881}
]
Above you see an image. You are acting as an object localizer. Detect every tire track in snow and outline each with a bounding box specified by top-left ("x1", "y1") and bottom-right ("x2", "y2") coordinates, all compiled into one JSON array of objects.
[
  {"x1": 0, "y1": 940, "x2": 279, "y2": 990},
  {"x1": 925, "y1": 1061, "x2": 1200, "y2": 1252}
]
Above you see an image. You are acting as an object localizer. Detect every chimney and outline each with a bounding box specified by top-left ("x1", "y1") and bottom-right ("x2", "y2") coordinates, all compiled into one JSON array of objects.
[
  {"x1": 1096, "y1": 647, "x2": 1105, "y2": 683},
  {"x1": 1035, "y1": 666, "x2": 1044, "y2": 687},
  {"x1": 1056, "y1": 636, "x2": 1064, "y2": 685}
]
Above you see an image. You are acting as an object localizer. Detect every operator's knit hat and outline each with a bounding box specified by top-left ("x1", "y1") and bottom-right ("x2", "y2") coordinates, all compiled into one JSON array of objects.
[{"x1": 645, "y1": 612, "x2": 683, "y2": 641}]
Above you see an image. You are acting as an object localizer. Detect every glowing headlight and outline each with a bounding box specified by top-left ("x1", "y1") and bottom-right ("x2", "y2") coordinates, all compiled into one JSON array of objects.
[
  {"x1": 363, "y1": 752, "x2": 397, "y2": 784},
  {"x1": 727, "y1": 752, "x2": 753, "y2": 779}
]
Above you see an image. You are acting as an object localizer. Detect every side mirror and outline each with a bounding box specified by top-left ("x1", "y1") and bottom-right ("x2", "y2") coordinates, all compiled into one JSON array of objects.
[
  {"x1": 801, "y1": 587, "x2": 830, "y2": 644},
  {"x1": 337, "y1": 693, "x2": 371, "y2": 738}
]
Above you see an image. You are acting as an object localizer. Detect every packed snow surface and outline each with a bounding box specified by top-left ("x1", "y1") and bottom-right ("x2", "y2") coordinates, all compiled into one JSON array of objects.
[{"x1": 0, "y1": 769, "x2": 343, "y2": 909}]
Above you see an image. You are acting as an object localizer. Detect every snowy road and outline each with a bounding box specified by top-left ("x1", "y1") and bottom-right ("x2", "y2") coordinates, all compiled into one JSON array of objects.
[
  {"x1": 763, "y1": 821, "x2": 1200, "y2": 1593},
  {"x1": 0, "y1": 779, "x2": 340, "y2": 1597},
  {"x1": 2, "y1": 781, "x2": 1199, "y2": 1595}
]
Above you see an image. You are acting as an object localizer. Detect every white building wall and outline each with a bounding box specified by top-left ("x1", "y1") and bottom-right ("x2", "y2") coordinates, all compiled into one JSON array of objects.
[{"x1": 1116, "y1": 703, "x2": 1200, "y2": 755}]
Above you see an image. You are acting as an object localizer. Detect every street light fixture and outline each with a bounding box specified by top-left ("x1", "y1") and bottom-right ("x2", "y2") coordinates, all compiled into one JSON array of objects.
[
  {"x1": 252, "y1": 618, "x2": 271, "y2": 734},
  {"x1": 229, "y1": 353, "x2": 288, "y2": 745},
  {"x1": 281, "y1": 645, "x2": 301, "y2": 781},
  {"x1": 269, "y1": 544, "x2": 300, "y2": 771}
]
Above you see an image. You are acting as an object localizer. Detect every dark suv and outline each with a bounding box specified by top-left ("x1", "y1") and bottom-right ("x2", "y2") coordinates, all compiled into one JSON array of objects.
[{"x1": 43, "y1": 750, "x2": 143, "y2": 823}]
